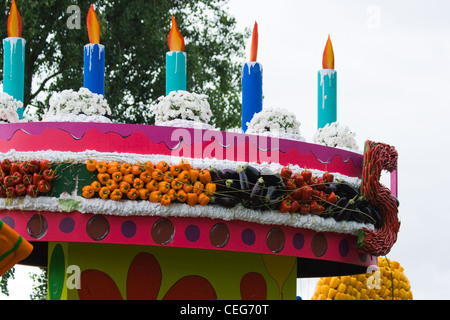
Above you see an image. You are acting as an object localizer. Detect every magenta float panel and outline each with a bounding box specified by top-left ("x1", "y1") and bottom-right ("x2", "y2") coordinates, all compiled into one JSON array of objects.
[
  {"x1": 0, "y1": 122, "x2": 363, "y2": 177},
  {"x1": 0, "y1": 210, "x2": 376, "y2": 269}
]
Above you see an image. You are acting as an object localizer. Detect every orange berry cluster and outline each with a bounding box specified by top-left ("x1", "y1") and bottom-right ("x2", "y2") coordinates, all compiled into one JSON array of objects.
[{"x1": 82, "y1": 159, "x2": 216, "y2": 207}]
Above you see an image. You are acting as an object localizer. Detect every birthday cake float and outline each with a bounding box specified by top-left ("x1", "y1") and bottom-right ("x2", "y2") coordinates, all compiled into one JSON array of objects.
[{"x1": 0, "y1": 3, "x2": 401, "y2": 300}]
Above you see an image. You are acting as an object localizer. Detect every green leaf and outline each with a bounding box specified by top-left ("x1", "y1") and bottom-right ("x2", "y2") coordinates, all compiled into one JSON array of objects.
[{"x1": 357, "y1": 229, "x2": 366, "y2": 248}]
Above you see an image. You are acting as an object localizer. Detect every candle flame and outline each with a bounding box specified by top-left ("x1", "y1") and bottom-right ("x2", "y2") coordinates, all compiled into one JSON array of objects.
[
  {"x1": 250, "y1": 21, "x2": 258, "y2": 62},
  {"x1": 7, "y1": 0, "x2": 22, "y2": 38},
  {"x1": 322, "y1": 35, "x2": 335, "y2": 69},
  {"x1": 87, "y1": 4, "x2": 101, "y2": 44},
  {"x1": 168, "y1": 15, "x2": 185, "y2": 52}
]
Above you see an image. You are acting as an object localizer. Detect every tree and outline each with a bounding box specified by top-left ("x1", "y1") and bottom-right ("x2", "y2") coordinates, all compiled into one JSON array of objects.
[{"x1": 0, "y1": 0, "x2": 249, "y2": 130}]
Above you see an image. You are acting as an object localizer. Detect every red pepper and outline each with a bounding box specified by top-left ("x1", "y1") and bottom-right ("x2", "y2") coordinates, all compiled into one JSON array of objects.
[
  {"x1": 0, "y1": 171, "x2": 4, "y2": 184},
  {"x1": 15, "y1": 183, "x2": 26, "y2": 196},
  {"x1": 22, "y1": 174, "x2": 32, "y2": 186},
  {"x1": 38, "y1": 179, "x2": 51, "y2": 194},
  {"x1": 299, "y1": 204, "x2": 310, "y2": 215},
  {"x1": 19, "y1": 161, "x2": 31, "y2": 174},
  {"x1": 301, "y1": 168, "x2": 312, "y2": 184},
  {"x1": 290, "y1": 188, "x2": 302, "y2": 200},
  {"x1": 11, "y1": 172, "x2": 22, "y2": 185},
  {"x1": 10, "y1": 162, "x2": 20, "y2": 175},
  {"x1": 43, "y1": 169, "x2": 55, "y2": 182},
  {"x1": 280, "y1": 166, "x2": 292, "y2": 181},
  {"x1": 313, "y1": 177, "x2": 325, "y2": 190},
  {"x1": 310, "y1": 201, "x2": 325, "y2": 214},
  {"x1": 323, "y1": 172, "x2": 334, "y2": 183},
  {"x1": 28, "y1": 160, "x2": 40, "y2": 173},
  {"x1": 279, "y1": 200, "x2": 293, "y2": 213},
  {"x1": 0, "y1": 186, "x2": 6, "y2": 198},
  {"x1": 40, "y1": 160, "x2": 52, "y2": 171},
  {"x1": 301, "y1": 186, "x2": 313, "y2": 200},
  {"x1": 326, "y1": 192, "x2": 338, "y2": 204},
  {"x1": 3, "y1": 175, "x2": 15, "y2": 188},
  {"x1": 291, "y1": 200, "x2": 301, "y2": 213},
  {"x1": 293, "y1": 173, "x2": 304, "y2": 187},
  {"x1": 1, "y1": 159, "x2": 11, "y2": 173},
  {"x1": 5, "y1": 186, "x2": 16, "y2": 198},
  {"x1": 285, "y1": 179, "x2": 296, "y2": 190},
  {"x1": 26, "y1": 185, "x2": 39, "y2": 198}
]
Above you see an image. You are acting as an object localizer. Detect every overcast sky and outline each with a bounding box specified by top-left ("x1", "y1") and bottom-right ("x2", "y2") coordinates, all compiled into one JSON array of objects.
[
  {"x1": 2, "y1": 0, "x2": 449, "y2": 300},
  {"x1": 228, "y1": 0, "x2": 450, "y2": 300}
]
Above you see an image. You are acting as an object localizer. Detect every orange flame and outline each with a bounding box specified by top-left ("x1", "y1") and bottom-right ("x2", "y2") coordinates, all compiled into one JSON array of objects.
[
  {"x1": 87, "y1": 4, "x2": 101, "y2": 44},
  {"x1": 322, "y1": 35, "x2": 335, "y2": 69},
  {"x1": 7, "y1": 0, "x2": 22, "y2": 38},
  {"x1": 250, "y1": 21, "x2": 258, "y2": 62},
  {"x1": 168, "y1": 15, "x2": 185, "y2": 52}
]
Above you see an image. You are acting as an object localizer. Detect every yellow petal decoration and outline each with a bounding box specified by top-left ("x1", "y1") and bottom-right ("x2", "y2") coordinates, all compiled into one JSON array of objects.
[{"x1": 312, "y1": 257, "x2": 413, "y2": 300}]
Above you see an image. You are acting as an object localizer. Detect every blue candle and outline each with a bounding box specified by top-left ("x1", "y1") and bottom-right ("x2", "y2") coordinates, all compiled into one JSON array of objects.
[
  {"x1": 318, "y1": 35, "x2": 337, "y2": 129},
  {"x1": 318, "y1": 69, "x2": 337, "y2": 129},
  {"x1": 241, "y1": 22, "x2": 262, "y2": 133},
  {"x1": 83, "y1": 43, "x2": 105, "y2": 96},
  {"x1": 3, "y1": 37, "x2": 25, "y2": 119},
  {"x1": 242, "y1": 62, "x2": 263, "y2": 132},
  {"x1": 166, "y1": 51, "x2": 187, "y2": 95}
]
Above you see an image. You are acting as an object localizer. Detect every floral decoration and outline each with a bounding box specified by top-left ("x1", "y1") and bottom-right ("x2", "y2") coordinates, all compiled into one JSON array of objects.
[
  {"x1": 43, "y1": 88, "x2": 111, "y2": 122},
  {"x1": 152, "y1": 90, "x2": 213, "y2": 126},
  {"x1": 0, "y1": 92, "x2": 22, "y2": 123},
  {"x1": 246, "y1": 107, "x2": 304, "y2": 141},
  {"x1": 313, "y1": 121, "x2": 359, "y2": 151}
]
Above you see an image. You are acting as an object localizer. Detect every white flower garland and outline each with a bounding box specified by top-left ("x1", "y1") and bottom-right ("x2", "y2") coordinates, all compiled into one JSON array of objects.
[
  {"x1": 313, "y1": 121, "x2": 360, "y2": 152},
  {"x1": 43, "y1": 88, "x2": 112, "y2": 122},
  {"x1": 246, "y1": 107, "x2": 305, "y2": 141},
  {"x1": 0, "y1": 92, "x2": 22, "y2": 123},
  {"x1": 152, "y1": 90, "x2": 213, "y2": 125}
]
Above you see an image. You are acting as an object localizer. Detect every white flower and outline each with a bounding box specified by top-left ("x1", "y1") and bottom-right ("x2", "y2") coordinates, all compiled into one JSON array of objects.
[
  {"x1": 151, "y1": 90, "x2": 212, "y2": 125},
  {"x1": 246, "y1": 107, "x2": 304, "y2": 141},
  {"x1": 313, "y1": 121, "x2": 359, "y2": 151},
  {"x1": 45, "y1": 88, "x2": 111, "y2": 119},
  {"x1": 0, "y1": 93, "x2": 21, "y2": 123}
]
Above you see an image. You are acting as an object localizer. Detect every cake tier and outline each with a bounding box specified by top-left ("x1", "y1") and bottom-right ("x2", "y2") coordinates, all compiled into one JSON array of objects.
[{"x1": 0, "y1": 122, "x2": 375, "y2": 276}]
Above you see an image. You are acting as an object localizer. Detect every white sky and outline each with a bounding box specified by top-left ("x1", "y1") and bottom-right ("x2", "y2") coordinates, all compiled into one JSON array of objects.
[{"x1": 2, "y1": 0, "x2": 449, "y2": 300}]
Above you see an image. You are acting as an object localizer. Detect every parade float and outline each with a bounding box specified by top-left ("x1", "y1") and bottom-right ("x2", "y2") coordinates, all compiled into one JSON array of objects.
[{"x1": 0, "y1": 2, "x2": 402, "y2": 300}]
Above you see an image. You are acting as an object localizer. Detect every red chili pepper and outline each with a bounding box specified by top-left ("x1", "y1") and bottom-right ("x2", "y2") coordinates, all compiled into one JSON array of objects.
[
  {"x1": 33, "y1": 172, "x2": 42, "y2": 185},
  {"x1": 301, "y1": 186, "x2": 313, "y2": 200},
  {"x1": 40, "y1": 160, "x2": 52, "y2": 172},
  {"x1": 10, "y1": 162, "x2": 20, "y2": 175},
  {"x1": 290, "y1": 188, "x2": 302, "y2": 200},
  {"x1": 300, "y1": 204, "x2": 310, "y2": 215},
  {"x1": 1, "y1": 159, "x2": 11, "y2": 173}
]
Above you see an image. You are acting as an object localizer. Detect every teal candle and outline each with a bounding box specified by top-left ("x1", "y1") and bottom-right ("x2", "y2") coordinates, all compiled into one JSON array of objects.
[
  {"x1": 3, "y1": 37, "x2": 25, "y2": 119},
  {"x1": 166, "y1": 51, "x2": 187, "y2": 95},
  {"x1": 317, "y1": 69, "x2": 337, "y2": 129}
]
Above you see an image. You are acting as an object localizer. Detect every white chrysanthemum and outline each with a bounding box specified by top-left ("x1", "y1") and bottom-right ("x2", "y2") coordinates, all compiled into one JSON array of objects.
[
  {"x1": 44, "y1": 88, "x2": 111, "y2": 122},
  {"x1": 152, "y1": 90, "x2": 213, "y2": 125},
  {"x1": 313, "y1": 121, "x2": 359, "y2": 151},
  {"x1": 246, "y1": 107, "x2": 304, "y2": 141},
  {"x1": 0, "y1": 92, "x2": 21, "y2": 123}
]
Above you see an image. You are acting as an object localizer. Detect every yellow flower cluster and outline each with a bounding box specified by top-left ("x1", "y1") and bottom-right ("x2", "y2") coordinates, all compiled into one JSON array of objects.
[{"x1": 311, "y1": 257, "x2": 413, "y2": 300}]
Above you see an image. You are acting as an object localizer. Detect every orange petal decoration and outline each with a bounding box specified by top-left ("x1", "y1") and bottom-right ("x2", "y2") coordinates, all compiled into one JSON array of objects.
[
  {"x1": 168, "y1": 15, "x2": 185, "y2": 52},
  {"x1": 322, "y1": 35, "x2": 335, "y2": 69},
  {"x1": 7, "y1": 0, "x2": 22, "y2": 38},
  {"x1": 87, "y1": 4, "x2": 101, "y2": 44},
  {"x1": 250, "y1": 21, "x2": 258, "y2": 62}
]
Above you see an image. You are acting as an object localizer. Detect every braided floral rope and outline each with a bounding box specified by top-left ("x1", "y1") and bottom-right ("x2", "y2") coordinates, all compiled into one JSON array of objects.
[{"x1": 358, "y1": 140, "x2": 400, "y2": 256}]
